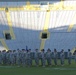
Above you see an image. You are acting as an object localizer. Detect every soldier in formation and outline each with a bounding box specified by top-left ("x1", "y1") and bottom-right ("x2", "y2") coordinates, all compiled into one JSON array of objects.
[{"x1": 0, "y1": 48, "x2": 75, "y2": 67}]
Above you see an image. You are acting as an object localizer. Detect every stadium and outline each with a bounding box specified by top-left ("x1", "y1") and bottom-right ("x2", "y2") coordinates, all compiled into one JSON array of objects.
[{"x1": 0, "y1": 0, "x2": 76, "y2": 75}]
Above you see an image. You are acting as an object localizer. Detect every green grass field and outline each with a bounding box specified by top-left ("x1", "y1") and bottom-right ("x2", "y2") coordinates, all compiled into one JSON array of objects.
[{"x1": 0, "y1": 59, "x2": 76, "y2": 75}]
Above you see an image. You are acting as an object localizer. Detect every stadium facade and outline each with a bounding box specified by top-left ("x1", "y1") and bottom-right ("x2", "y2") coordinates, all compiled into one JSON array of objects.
[{"x1": 0, "y1": 0, "x2": 76, "y2": 52}]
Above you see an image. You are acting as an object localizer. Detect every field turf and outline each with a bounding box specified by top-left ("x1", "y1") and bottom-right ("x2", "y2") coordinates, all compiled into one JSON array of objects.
[{"x1": 0, "y1": 59, "x2": 76, "y2": 75}]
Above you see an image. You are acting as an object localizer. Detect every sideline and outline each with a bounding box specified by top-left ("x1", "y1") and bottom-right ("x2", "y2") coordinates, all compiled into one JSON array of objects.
[{"x1": 45, "y1": 67, "x2": 76, "y2": 70}]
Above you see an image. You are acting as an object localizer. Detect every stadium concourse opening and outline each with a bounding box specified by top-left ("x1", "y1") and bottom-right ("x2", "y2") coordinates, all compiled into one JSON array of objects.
[
  {"x1": 5, "y1": 33, "x2": 11, "y2": 40},
  {"x1": 41, "y1": 33, "x2": 47, "y2": 39}
]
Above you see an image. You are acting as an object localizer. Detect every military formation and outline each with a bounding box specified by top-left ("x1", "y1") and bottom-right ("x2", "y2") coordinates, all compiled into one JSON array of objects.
[{"x1": 0, "y1": 48, "x2": 76, "y2": 67}]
